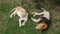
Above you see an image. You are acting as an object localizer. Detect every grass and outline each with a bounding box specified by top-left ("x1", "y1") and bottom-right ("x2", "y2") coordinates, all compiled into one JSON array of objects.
[{"x1": 0, "y1": 0, "x2": 60, "y2": 34}]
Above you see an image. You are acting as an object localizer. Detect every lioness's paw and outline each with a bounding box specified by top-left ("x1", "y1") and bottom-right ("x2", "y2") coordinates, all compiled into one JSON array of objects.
[
  {"x1": 10, "y1": 15, "x2": 12, "y2": 18},
  {"x1": 22, "y1": 23, "x2": 25, "y2": 26}
]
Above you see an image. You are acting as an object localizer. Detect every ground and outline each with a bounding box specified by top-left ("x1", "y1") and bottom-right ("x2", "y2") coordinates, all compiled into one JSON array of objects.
[{"x1": 0, "y1": 0, "x2": 60, "y2": 34}]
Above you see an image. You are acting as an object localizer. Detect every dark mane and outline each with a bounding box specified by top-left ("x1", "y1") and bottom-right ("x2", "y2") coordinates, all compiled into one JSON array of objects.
[{"x1": 38, "y1": 17, "x2": 51, "y2": 31}]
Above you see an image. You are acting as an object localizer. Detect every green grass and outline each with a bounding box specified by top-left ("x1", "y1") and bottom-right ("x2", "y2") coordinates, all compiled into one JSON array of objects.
[{"x1": 0, "y1": 0, "x2": 60, "y2": 34}]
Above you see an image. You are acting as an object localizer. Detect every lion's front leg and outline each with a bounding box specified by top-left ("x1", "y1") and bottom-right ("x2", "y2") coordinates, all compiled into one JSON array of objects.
[{"x1": 31, "y1": 18, "x2": 41, "y2": 22}]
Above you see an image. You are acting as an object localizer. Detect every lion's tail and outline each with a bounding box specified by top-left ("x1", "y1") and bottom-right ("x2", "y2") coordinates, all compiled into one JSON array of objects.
[{"x1": 9, "y1": 7, "x2": 16, "y2": 14}]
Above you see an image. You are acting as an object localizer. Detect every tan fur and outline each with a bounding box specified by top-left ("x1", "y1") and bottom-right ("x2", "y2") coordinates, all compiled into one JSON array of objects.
[
  {"x1": 9, "y1": 6, "x2": 28, "y2": 27},
  {"x1": 31, "y1": 8, "x2": 50, "y2": 30},
  {"x1": 36, "y1": 23, "x2": 48, "y2": 30}
]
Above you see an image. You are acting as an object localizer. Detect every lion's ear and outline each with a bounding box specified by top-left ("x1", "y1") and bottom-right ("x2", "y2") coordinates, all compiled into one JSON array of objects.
[
  {"x1": 38, "y1": 23, "x2": 48, "y2": 30},
  {"x1": 40, "y1": 23, "x2": 48, "y2": 30},
  {"x1": 43, "y1": 24, "x2": 48, "y2": 29}
]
